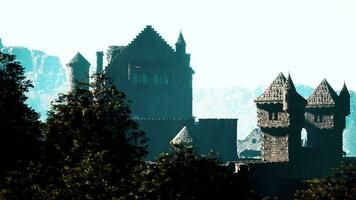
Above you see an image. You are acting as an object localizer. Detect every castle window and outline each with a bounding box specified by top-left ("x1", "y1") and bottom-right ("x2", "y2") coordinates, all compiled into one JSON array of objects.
[
  {"x1": 269, "y1": 112, "x2": 278, "y2": 120},
  {"x1": 163, "y1": 74, "x2": 169, "y2": 84},
  {"x1": 161, "y1": 74, "x2": 168, "y2": 84},
  {"x1": 153, "y1": 73, "x2": 159, "y2": 84},
  {"x1": 142, "y1": 73, "x2": 148, "y2": 84},
  {"x1": 132, "y1": 73, "x2": 138, "y2": 84},
  {"x1": 314, "y1": 115, "x2": 322, "y2": 122}
]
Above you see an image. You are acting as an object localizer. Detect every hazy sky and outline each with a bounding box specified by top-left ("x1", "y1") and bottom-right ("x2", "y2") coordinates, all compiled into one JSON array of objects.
[{"x1": 1, "y1": 0, "x2": 356, "y2": 90}]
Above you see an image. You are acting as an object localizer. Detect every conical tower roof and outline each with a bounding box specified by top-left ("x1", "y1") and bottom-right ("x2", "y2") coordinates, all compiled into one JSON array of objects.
[
  {"x1": 340, "y1": 82, "x2": 350, "y2": 97},
  {"x1": 307, "y1": 79, "x2": 339, "y2": 107},
  {"x1": 255, "y1": 72, "x2": 287, "y2": 103},
  {"x1": 176, "y1": 31, "x2": 186, "y2": 45},
  {"x1": 171, "y1": 126, "x2": 193, "y2": 146},
  {"x1": 68, "y1": 52, "x2": 90, "y2": 67},
  {"x1": 283, "y1": 73, "x2": 297, "y2": 92}
]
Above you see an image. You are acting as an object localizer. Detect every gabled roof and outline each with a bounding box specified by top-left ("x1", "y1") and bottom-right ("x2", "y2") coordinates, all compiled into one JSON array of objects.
[
  {"x1": 127, "y1": 25, "x2": 175, "y2": 53},
  {"x1": 307, "y1": 79, "x2": 339, "y2": 107},
  {"x1": 68, "y1": 52, "x2": 90, "y2": 67},
  {"x1": 171, "y1": 126, "x2": 193, "y2": 146},
  {"x1": 255, "y1": 73, "x2": 287, "y2": 103}
]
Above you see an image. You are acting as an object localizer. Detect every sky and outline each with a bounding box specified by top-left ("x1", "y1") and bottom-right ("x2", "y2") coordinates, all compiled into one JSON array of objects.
[{"x1": 1, "y1": 0, "x2": 356, "y2": 90}]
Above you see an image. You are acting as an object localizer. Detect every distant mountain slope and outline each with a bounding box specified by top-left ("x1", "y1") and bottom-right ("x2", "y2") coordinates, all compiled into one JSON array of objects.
[
  {"x1": 193, "y1": 85, "x2": 356, "y2": 156},
  {"x1": 1, "y1": 44, "x2": 68, "y2": 120}
]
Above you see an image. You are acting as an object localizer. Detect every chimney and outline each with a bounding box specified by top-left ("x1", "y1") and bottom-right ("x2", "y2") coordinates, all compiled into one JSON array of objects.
[{"x1": 96, "y1": 51, "x2": 104, "y2": 74}]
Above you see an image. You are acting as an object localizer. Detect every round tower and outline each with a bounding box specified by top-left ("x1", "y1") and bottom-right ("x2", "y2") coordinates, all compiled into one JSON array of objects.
[{"x1": 67, "y1": 52, "x2": 91, "y2": 91}]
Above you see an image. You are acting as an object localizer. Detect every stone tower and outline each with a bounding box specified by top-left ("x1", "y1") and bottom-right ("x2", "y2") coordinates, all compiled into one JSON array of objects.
[
  {"x1": 67, "y1": 52, "x2": 91, "y2": 91},
  {"x1": 96, "y1": 51, "x2": 104, "y2": 74},
  {"x1": 305, "y1": 80, "x2": 350, "y2": 174},
  {"x1": 255, "y1": 73, "x2": 306, "y2": 163},
  {"x1": 105, "y1": 26, "x2": 194, "y2": 119}
]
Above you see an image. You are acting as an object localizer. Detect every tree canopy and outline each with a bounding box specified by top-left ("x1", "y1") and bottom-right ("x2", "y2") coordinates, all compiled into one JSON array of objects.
[
  {"x1": 0, "y1": 52, "x2": 42, "y2": 175},
  {"x1": 295, "y1": 164, "x2": 356, "y2": 200}
]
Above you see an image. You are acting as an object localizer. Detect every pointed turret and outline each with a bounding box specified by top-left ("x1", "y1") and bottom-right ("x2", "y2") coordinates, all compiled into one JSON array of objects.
[
  {"x1": 170, "y1": 126, "x2": 193, "y2": 147},
  {"x1": 175, "y1": 31, "x2": 186, "y2": 54},
  {"x1": 283, "y1": 74, "x2": 306, "y2": 111},
  {"x1": 176, "y1": 31, "x2": 186, "y2": 46},
  {"x1": 339, "y1": 82, "x2": 350, "y2": 116},
  {"x1": 67, "y1": 52, "x2": 91, "y2": 91}
]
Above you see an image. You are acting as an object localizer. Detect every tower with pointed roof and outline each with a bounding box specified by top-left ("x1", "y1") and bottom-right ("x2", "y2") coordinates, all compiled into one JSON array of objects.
[
  {"x1": 255, "y1": 73, "x2": 307, "y2": 163},
  {"x1": 105, "y1": 25, "x2": 194, "y2": 118},
  {"x1": 67, "y1": 52, "x2": 91, "y2": 91},
  {"x1": 305, "y1": 80, "x2": 350, "y2": 174}
]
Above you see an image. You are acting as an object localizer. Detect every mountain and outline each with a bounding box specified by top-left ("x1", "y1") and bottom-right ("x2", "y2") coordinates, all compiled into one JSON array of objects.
[
  {"x1": 0, "y1": 42, "x2": 68, "y2": 120},
  {"x1": 193, "y1": 85, "x2": 356, "y2": 156}
]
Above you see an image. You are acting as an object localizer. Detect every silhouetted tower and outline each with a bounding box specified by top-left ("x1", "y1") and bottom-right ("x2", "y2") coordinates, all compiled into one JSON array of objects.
[
  {"x1": 0, "y1": 38, "x2": 3, "y2": 49},
  {"x1": 175, "y1": 31, "x2": 186, "y2": 55},
  {"x1": 67, "y1": 52, "x2": 90, "y2": 91},
  {"x1": 305, "y1": 80, "x2": 350, "y2": 175},
  {"x1": 255, "y1": 73, "x2": 306, "y2": 163},
  {"x1": 105, "y1": 26, "x2": 194, "y2": 118},
  {"x1": 96, "y1": 51, "x2": 104, "y2": 74}
]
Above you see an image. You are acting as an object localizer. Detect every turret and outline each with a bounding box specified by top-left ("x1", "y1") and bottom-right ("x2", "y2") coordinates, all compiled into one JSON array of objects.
[
  {"x1": 339, "y1": 82, "x2": 350, "y2": 116},
  {"x1": 175, "y1": 31, "x2": 186, "y2": 55},
  {"x1": 305, "y1": 79, "x2": 347, "y2": 176},
  {"x1": 67, "y1": 52, "x2": 90, "y2": 91},
  {"x1": 96, "y1": 51, "x2": 104, "y2": 74},
  {"x1": 255, "y1": 73, "x2": 306, "y2": 163}
]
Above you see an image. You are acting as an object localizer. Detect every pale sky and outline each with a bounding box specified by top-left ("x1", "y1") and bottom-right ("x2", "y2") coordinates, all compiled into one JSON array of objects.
[{"x1": 1, "y1": 0, "x2": 356, "y2": 90}]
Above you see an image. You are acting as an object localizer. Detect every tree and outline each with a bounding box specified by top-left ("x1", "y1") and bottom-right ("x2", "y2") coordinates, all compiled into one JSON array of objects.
[
  {"x1": 295, "y1": 164, "x2": 356, "y2": 200},
  {"x1": 0, "y1": 74, "x2": 148, "y2": 199},
  {"x1": 134, "y1": 145, "x2": 261, "y2": 200},
  {"x1": 0, "y1": 52, "x2": 42, "y2": 175},
  {"x1": 43, "y1": 74, "x2": 147, "y2": 197}
]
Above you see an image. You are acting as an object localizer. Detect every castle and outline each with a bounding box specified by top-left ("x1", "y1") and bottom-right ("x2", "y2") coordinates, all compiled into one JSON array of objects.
[
  {"x1": 239, "y1": 72, "x2": 351, "y2": 198},
  {"x1": 67, "y1": 26, "x2": 352, "y2": 198},
  {"x1": 67, "y1": 26, "x2": 238, "y2": 161}
]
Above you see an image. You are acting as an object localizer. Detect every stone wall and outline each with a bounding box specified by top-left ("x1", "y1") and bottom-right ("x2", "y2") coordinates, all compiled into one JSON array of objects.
[
  {"x1": 136, "y1": 118, "x2": 238, "y2": 161},
  {"x1": 262, "y1": 132, "x2": 289, "y2": 162}
]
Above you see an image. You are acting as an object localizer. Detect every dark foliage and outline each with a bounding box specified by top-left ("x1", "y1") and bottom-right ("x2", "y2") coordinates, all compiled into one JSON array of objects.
[
  {"x1": 133, "y1": 145, "x2": 261, "y2": 200},
  {"x1": 295, "y1": 164, "x2": 356, "y2": 200},
  {"x1": 0, "y1": 52, "x2": 42, "y2": 175}
]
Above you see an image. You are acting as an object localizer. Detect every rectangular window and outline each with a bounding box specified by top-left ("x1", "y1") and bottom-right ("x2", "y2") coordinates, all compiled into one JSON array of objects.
[{"x1": 269, "y1": 112, "x2": 278, "y2": 120}]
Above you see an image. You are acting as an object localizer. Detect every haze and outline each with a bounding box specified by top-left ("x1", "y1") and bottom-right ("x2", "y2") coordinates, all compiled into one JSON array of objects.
[{"x1": 1, "y1": 0, "x2": 356, "y2": 90}]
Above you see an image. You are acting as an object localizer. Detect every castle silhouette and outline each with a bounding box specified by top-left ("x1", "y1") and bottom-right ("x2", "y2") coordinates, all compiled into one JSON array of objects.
[{"x1": 66, "y1": 25, "x2": 351, "y2": 198}]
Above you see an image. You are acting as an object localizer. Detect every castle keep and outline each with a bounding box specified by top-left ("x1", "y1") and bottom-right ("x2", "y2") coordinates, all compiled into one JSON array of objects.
[
  {"x1": 67, "y1": 26, "x2": 238, "y2": 161},
  {"x1": 105, "y1": 26, "x2": 193, "y2": 119}
]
